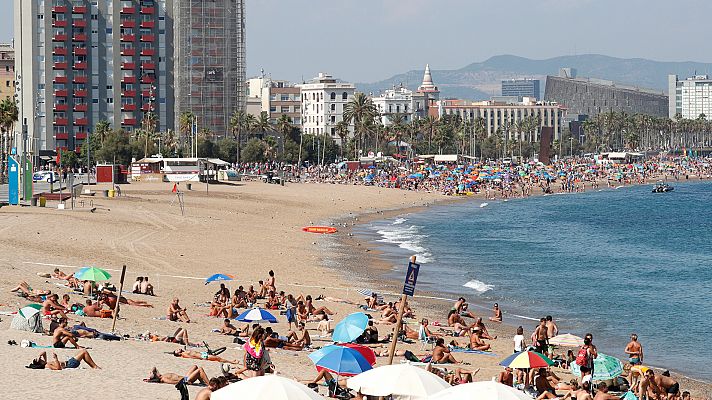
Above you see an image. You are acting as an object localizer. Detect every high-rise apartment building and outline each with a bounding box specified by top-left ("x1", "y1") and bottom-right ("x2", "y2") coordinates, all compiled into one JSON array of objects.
[
  {"x1": 174, "y1": 0, "x2": 246, "y2": 137},
  {"x1": 0, "y1": 44, "x2": 15, "y2": 102},
  {"x1": 298, "y1": 73, "x2": 354, "y2": 142},
  {"x1": 14, "y1": 0, "x2": 175, "y2": 154},
  {"x1": 502, "y1": 79, "x2": 540, "y2": 100},
  {"x1": 668, "y1": 74, "x2": 712, "y2": 120}
]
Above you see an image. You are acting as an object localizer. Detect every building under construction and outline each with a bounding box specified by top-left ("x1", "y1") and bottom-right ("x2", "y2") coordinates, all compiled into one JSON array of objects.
[{"x1": 174, "y1": 0, "x2": 246, "y2": 137}]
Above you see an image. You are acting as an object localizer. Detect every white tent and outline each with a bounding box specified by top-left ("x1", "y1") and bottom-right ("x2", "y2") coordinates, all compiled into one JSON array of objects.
[
  {"x1": 211, "y1": 375, "x2": 325, "y2": 400},
  {"x1": 347, "y1": 364, "x2": 450, "y2": 400},
  {"x1": 428, "y1": 381, "x2": 532, "y2": 400}
]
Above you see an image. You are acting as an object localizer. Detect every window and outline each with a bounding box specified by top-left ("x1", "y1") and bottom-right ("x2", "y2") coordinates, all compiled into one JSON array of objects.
[
  {"x1": 330, "y1": 104, "x2": 335, "y2": 111},
  {"x1": 280, "y1": 94, "x2": 289, "y2": 101},
  {"x1": 330, "y1": 92, "x2": 336, "y2": 100},
  {"x1": 106, "y1": 28, "x2": 112, "y2": 34},
  {"x1": 106, "y1": 98, "x2": 113, "y2": 103},
  {"x1": 342, "y1": 92, "x2": 348, "y2": 100}
]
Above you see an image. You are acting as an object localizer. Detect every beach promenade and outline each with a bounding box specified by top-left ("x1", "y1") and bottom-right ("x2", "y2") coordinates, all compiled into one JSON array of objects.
[{"x1": 0, "y1": 179, "x2": 709, "y2": 399}]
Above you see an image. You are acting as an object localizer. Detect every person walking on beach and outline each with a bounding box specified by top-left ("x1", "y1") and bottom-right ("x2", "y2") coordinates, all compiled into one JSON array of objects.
[{"x1": 513, "y1": 326, "x2": 526, "y2": 353}]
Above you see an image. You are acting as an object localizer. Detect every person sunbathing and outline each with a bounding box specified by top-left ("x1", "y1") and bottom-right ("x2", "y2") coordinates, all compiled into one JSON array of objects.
[
  {"x1": 305, "y1": 295, "x2": 334, "y2": 316},
  {"x1": 431, "y1": 338, "x2": 460, "y2": 364},
  {"x1": 468, "y1": 329, "x2": 492, "y2": 351},
  {"x1": 140, "y1": 276, "x2": 155, "y2": 296},
  {"x1": 219, "y1": 319, "x2": 250, "y2": 337},
  {"x1": 474, "y1": 317, "x2": 497, "y2": 340},
  {"x1": 168, "y1": 298, "x2": 191, "y2": 322},
  {"x1": 285, "y1": 322, "x2": 311, "y2": 348},
  {"x1": 447, "y1": 367, "x2": 481, "y2": 385},
  {"x1": 490, "y1": 303, "x2": 503, "y2": 322},
  {"x1": 27, "y1": 349, "x2": 100, "y2": 370},
  {"x1": 42, "y1": 294, "x2": 68, "y2": 319},
  {"x1": 144, "y1": 366, "x2": 209, "y2": 385},
  {"x1": 263, "y1": 327, "x2": 304, "y2": 351},
  {"x1": 302, "y1": 369, "x2": 348, "y2": 389},
  {"x1": 172, "y1": 348, "x2": 238, "y2": 364},
  {"x1": 101, "y1": 289, "x2": 154, "y2": 308},
  {"x1": 447, "y1": 310, "x2": 471, "y2": 335},
  {"x1": 82, "y1": 299, "x2": 104, "y2": 317},
  {"x1": 53, "y1": 319, "x2": 82, "y2": 349},
  {"x1": 11, "y1": 281, "x2": 51, "y2": 296}
]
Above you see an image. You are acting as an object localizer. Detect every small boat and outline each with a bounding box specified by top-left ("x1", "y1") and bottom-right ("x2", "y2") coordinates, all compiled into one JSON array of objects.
[{"x1": 652, "y1": 183, "x2": 674, "y2": 193}]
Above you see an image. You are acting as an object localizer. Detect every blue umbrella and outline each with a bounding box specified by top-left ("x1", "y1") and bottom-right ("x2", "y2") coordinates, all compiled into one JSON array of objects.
[
  {"x1": 205, "y1": 273, "x2": 234, "y2": 285},
  {"x1": 332, "y1": 312, "x2": 369, "y2": 343},
  {"x1": 308, "y1": 345, "x2": 373, "y2": 376},
  {"x1": 236, "y1": 308, "x2": 277, "y2": 323}
]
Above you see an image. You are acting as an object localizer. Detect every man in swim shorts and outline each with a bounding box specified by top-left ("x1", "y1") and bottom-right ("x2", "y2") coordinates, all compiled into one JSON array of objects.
[{"x1": 27, "y1": 349, "x2": 100, "y2": 370}]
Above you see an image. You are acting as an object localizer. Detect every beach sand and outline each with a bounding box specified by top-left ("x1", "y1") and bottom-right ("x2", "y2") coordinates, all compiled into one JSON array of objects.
[{"x1": 0, "y1": 179, "x2": 709, "y2": 399}]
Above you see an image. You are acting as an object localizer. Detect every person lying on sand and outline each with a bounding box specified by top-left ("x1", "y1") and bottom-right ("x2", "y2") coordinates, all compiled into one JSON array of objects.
[
  {"x1": 172, "y1": 348, "x2": 238, "y2": 364},
  {"x1": 27, "y1": 349, "x2": 100, "y2": 370},
  {"x1": 100, "y1": 289, "x2": 154, "y2": 308},
  {"x1": 219, "y1": 319, "x2": 251, "y2": 337},
  {"x1": 53, "y1": 319, "x2": 82, "y2": 349},
  {"x1": 168, "y1": 298, "x2": 191, "y2": 322},
  {"x1": 144, "y1": 365, "x2": 209, "y2": 385},
  {"x1": 305, "y1": 295, "x2": 334, "y2": 316},
  {"x1": 11, "y1": 281, "x2": 51, "y2": 297},
  {"x1": 263, "y1": 327, "x2": 304, "y2": 351},
  {"x1": 148, "y1": 328, "x2": 195, "y2": 346}
]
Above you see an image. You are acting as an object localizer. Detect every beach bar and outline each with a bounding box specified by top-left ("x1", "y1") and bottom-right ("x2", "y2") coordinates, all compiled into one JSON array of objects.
[{"x1": 130, "y1": 157, "x2": 231, "y2": 182}]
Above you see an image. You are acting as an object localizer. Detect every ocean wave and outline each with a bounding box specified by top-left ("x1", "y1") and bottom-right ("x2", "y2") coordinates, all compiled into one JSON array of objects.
[
  {"x1": 463, "y1": 279, "x2": 494, "y2": 294},
  {"x1": 376, "y1": 225, "x2": 434, "y2": 263},
  {"x1": 392, "y1": 218, "x2": 407, "y2": 225}
]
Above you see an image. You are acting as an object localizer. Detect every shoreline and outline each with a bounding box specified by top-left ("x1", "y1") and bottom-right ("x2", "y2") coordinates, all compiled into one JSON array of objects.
[{"x1": 323, "y1": 182, "x2": 712, "y2": 394}]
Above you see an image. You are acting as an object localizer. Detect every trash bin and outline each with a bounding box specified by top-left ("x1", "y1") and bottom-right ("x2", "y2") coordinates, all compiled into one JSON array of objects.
[
  {"x1": 108, "y1": 189, "x2": 115, "y2": 198},
  {"x1": 186, "y1": 183, "x2": 192, "y2": 190},
  {"x1": 31, "y1": 197, "x2": 38, "y2": 206},
  {"x1": 39, "y1": 197, "x2": 47, "y2": 207},
  {"x1": 102, "y1": 190, "x2": 109, "y2": 197}
]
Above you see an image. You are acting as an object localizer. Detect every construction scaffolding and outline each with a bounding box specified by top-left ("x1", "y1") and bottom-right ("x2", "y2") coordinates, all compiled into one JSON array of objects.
[{"x1": 174, "y1": 0, "x2": 246, "y2": 138}]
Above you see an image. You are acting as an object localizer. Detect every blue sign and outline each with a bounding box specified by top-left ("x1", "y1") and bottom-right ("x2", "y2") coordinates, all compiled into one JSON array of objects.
[
  {"x1": 402, "y1": 261, "x2": 420, "y2": 296},
  {"x1": 8, "y1": 156, "x2": 19, "y2": 205}
]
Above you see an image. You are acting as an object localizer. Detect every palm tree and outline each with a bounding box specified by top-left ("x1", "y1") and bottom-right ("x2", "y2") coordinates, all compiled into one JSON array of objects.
[
  {"x1": 0, "y1": 97, "x2": 19, "y2": 183},
  {"x1": 334, "y1": 120, "x2": 349, "y2": 159},
  {"x1": 343, "y1": 92, "x2": 378, "y2": 158},
  {"x1": 254, "y1": 112, "x2": 273, "y2": 140},
  {"x1": 472, "y1": 116, "x2": 486, "y2": 158},
  {"x1": 419, "y1": 115, "x2": 438, "y2": 153},
  {"x1": 243, "y1": 113, "x2": 257, "y2": 140},
  {"x1": 178, "y1": 111, "x2": 195, "y2": 152},
  {"x1": 93, "y1": 120, "x2": 111, "y2": 146},
  {"x1": 229, "y1": 110, "x2": 245, "y2": 164}
]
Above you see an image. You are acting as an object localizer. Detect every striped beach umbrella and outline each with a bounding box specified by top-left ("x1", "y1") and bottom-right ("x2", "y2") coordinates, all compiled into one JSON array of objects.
[
  {"x1": 236, "y1": 308, "x2": 277, "y2": 323},
  {"x1": 499, "y1": 351, "x2": 554, "y2": 369},
  {"x1": 74, "y1": 266, "x2": 112, "y2": 282},
  {"x1": 205, "y1": 273, "x2": 234, "y2": 285},
  {"x1": 548, "y1": 333, "x2": 584, "y2": 347},
  {"x1": 570, "y1": 353, "x2": 624, "y2": 381},
  {"x1": 19, "y1": 304, "x2": 42, "y2": 319}
]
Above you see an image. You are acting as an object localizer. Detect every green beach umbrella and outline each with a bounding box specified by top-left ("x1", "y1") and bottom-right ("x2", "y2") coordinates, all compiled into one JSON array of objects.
[
  {"x1": 19, "y1": 303, "x2": 42, "y2": 319},
  {"x1": 570, "y1": 353, "x2": 624, "y2": 381},
  {"x1": 74, "y1": 266, "x2": 112, "y2": 282}
]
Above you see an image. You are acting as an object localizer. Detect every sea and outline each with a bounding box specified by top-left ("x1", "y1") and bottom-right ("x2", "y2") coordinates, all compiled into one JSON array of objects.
[{"x1": 355, "y1": 180, "x2": 712, "y2": 382}]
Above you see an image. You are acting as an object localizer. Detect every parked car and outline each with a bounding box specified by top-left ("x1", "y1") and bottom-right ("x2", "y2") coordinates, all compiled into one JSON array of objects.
[{"x1": 32, "y1": 171, "x2": 59, "y2": 183}]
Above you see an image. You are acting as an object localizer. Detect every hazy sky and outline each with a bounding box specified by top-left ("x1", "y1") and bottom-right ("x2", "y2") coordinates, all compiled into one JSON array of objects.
[{"x1": 3, "y1": 0, "x2": 711, "y2": 83}]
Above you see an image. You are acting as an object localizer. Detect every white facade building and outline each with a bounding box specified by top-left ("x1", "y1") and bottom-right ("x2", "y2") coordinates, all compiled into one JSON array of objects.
[
  {"x1": 371, "y1": 85, "x2": 414, "y2": 126},
  {"x1": 669, "y1": 74, "x2": 712, "y2": 120},
  {"x1": 298, "y1": 73, "x2": 354, "y2": 142}
]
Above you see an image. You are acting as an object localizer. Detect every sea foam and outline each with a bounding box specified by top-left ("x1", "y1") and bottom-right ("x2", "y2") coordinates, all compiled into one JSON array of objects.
[{"x1": 463, "y1": 279, "x2": 493, "y2": 293}]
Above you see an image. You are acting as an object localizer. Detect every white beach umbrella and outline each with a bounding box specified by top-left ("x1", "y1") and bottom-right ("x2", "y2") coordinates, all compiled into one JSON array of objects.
[
  {"x1": 347, "y1": 364, "x2": 450, "y2": 400},
  {"x1": 211, "y1": 375, "x2": 324, "y2": 400},
  {"x1": 428, "y1": 381, "x2": 532, "y2": 400}
]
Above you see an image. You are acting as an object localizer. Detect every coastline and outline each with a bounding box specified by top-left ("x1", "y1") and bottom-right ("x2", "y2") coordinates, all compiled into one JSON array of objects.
[{"x1": 323, "y1": 183, "x2": 712, "y2": 396}]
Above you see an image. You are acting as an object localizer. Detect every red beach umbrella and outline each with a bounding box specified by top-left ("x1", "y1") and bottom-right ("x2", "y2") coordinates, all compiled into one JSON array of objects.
[{"x1": 336, "y1": 343, "x2": 377, "y2": 365}]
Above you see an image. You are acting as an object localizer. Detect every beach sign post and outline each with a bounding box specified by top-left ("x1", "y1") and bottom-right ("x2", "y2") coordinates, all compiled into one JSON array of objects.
[
  {"x1": 111, "y1": 265, "x2": 127, "y2": 332},
  {"x1": 387, "y1": 255, "x2": 419, "y2": 365}
]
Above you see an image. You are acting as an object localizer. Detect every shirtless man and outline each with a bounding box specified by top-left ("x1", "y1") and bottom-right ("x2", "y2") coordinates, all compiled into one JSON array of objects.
[
  {"x1": 594, "y1": 383, "x2": 622, "y2": 400},
  {"x1": 42, "y1": 294, "x2": 68, "y2": 319},
  {"x1": 545, "y1": 316, "x2": 558, "y2": 358},
  {"x1": 83, "y1": 299, "x2": 103, "y2": 317},
  {"x1": 286, "y1": 322, "x2": 312, "y2": 348},
  {"x1": 447, "y1": 310, "x2": 472, "y2": 335},
  {"x1": 28, "y1": 349, "x2": 100, "y2": 370},
  {"x1": 533, "y1": 318, "x2": 549, "y2": 355},
  {"x1": 168, "y1": 298, "x2": 191, "y2": 322},
  {"x1": 576, "y1": 382, "x2": 594, "y2": 400},
  {"x1": 498, "y1": 367, "x2": 514, "y2": 386},
  {"x1": 647, "y1": 370, "x2": 680, "y2": 400},
  {"x1": 469, "y1": 328, "x2": 491, "y2": 351},
  {"x1": 534, "y1": 369, "x2": 557, "y2": 399},
  {"x1": 101, "y1": 289, "x2": 154, "y2": 308},
  {"x1": 53, "y1": 319, "x2": 82, "y2": 349},
  {"x1": 490, "y1": 303, "x2": 503, "y2": 322},
  {"x1": 452, "y1": 297, "x2": 477, "y2": 319},
  {"x1": 195, "y1": 377, "x2": 222, "y2": 400},
  {"x1": 172, "y1": 348, "x2": 238, "y2": 364},
  {"x1": 626, "y1": 334, "x2": 645, "y2": 387},
  {"x1": 432, "y1": 338, "x2": 460, "y2": 364},
  {"x1": 220, "y1": 319, "x2": 249, "y2": 337},
  {"x1": 141, "y1": 276, "x2": 154, "y2": 296},
  {"x1": 474, "y1": 317, "x2": 497, "y2": 340},
  {"x1": 145, "y1": 365, "x2": 209, "y2": 385}
]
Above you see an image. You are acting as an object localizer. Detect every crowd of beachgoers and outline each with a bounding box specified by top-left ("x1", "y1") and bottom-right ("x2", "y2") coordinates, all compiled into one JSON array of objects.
[
  {"x1": 235, "y1": 156, "x2": 712, "y2": 197},
  {"x1": 9, "y1": 265, "x2": 703, "y2": 400}
]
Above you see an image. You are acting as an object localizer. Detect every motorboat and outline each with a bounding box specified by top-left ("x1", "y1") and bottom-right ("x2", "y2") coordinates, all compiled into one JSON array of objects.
[{"x1": 652, "y1": 182, "x2": 674, "y2": 193}]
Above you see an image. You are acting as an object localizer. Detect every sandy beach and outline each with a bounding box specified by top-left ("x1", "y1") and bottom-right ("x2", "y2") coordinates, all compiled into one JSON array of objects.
[{"x1": 1, "y1": 179, "x2": 709, "y2": 399}]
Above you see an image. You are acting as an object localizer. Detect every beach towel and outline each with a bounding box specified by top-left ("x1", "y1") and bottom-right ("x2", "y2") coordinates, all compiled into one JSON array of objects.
[{"x1": 450, "y1": 347, "x2": 497, "y2": 356}]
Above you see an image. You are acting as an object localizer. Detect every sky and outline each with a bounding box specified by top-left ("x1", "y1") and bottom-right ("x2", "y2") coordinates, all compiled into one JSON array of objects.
[{"x1": 3, "y1": 0, "x2": 712, "y2": 83}]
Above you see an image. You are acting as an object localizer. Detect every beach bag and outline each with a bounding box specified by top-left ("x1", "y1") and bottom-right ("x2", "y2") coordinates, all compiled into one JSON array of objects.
[
  {"x1": 575, "y1": 345, "x2": 590, "y2": 367},
  {"x1": 245, "y1": 352, "x2": 262, "y2": 371}
]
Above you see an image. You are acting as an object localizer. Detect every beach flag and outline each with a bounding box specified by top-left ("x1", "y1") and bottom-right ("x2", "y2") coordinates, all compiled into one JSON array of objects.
[{"x1": 172, "y1": 183, "x2": 177, "y2": 193}]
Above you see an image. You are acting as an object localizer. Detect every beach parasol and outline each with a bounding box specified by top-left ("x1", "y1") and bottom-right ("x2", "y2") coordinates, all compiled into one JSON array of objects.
[
  {"x1": 19, "y1": 304, "x2": 42, "y2": 319},
  {"x1": 347, "y1": 364, "x2": 450, "y2": 399},
  {"x1": 499, "y1": 351, "x2": 554, "y2": 369},
  {"x1": 336, "y1": 343, "x2": 377, "y2": 366},
  {"x1": 212, "y1": 375, "x2": 323, "y2": 400},
  {"x1": 205, "y1": 273, "x2": 234, "y2": 285},
  {"x1": 236, "y1": 308, "x2": 277, "y2": 323},
  {"x1": 332, "y1": 312, "x2": 369, "y2": 343},
  {"x1": 308, "y1": 344, "x2": 373, "y2": 377},
  {"x1": 548, "y1": 333, "x2": 584, "y2": 347},
  {"x1": 570, "y1": 353, "x2": 624, "y2": 381},
  {"x1": 74, "y1": 266, "x2": 112, "y2": 282},
  {"x1": 428, "y1": 381, "x2": 532, "y2": 400}
]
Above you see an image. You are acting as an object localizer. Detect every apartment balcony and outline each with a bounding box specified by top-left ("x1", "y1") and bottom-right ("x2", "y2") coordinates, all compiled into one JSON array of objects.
[
  {"x1": 74, "y1": 103, "x2": 88, "y2": 112},
  {"x1": 75, "y1": 132, "x2": 88, "y2": 140},
  {"x1": 121, "y1": 34, "x2": 136, "y2": 42},
  {"x1": 122, "y1": 104, "x2": 137, "y2": 111},
  {"x1": 141, "y1": 89, "x2": 153, "y2": 97},
  {"x1": 55, "y1": 132, "x2": 69, "y2": 140},
  {"x1": 140, "y1": 7, "x2": 155, "y2": 14},
  {"x1": 52, "y1": 46, "x2": 68, "y2": 55},
  {"x1": 122, "y1": 76, "x2": 137, "y2": 84},
  {"x1": 122, "y1": 90, "x2": 137, "y2": 97},
  {"x1": 52, "y1": 6, "x2": 68, "y2": 13},
  {"x1": 140, "y1": 34, "x2": 155, "y2": 42},
  {"x1": 73, "y1": 47, "x2": 88, "y2": 56},
  {"x1": 73, "y1": 90, "x2": 88, "y2": 97},
  {"x1": 73, "y1": 62, "x2": 88, "y2": 70},
  {"x1": 53, "y1": 62, "x2": 68, "y2": 70},
  {"x1": 72, "y1": 6, "x2": 88, "y2": 14},
  {"x1": 121, "y1": 20, "x2": 136, "y2": 28},
  {"x1": 53, "y1": 76, "x2": 68, "y2": 84},
  {"x1": 141, "y1": 62, "x2": 156, "y2": 70},
  {"x1": 53, "y1": 103, "x2": 69, "y2": 112},
  {"x1": 141, "y1": 103, "x2": 155, "y2": 112},
  {"x1": 73, "y1": 75, "x2": 88, "y2": 84},
  {"x1": 52, "y1": 20, "x2": 68, "y2": 28},
  {"x1": 75, "y1": 118, "x2": 89, "y2": 126},
  {"x1": 54, "y1": 118, "x2": 69, "y2": 126},
  {"x1": 141, "y1": 76, "x2": 156, "y2": 84},
  {"x1": 72, "y1": 33, "x2": 88, "y2": 42},
  {"x1": 121, "y1": 7, "x2": 136, "y2": 14},
  {"x1": 120, "y1": 48, "x2": 135, "y2": 56},
  {"x1": 122, "y1": 118, "x2": 138, "y2": 125},
  {"x1": 140, "y1": 48, "x2": 155, "y2": 56},
  {"x1": 72, "y1": 19, "x2": 87, "y2": 28},
  {"x1": 54, "y1": 89, "x2": 69, "y2": 97},
  {"x1": 121, "y1": 62, "x2": 136, "y2": 70},
  {"x1": 140, "y1": 20, "x2": 155, "y2": 29},
  {"x1": 53, "y1": 34, "x2": 68, "y2": 42}
]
